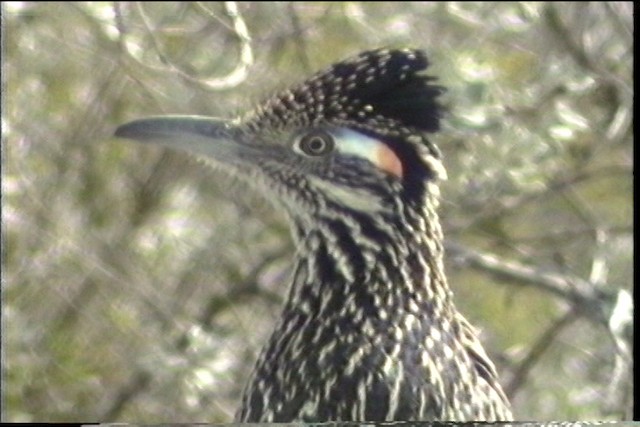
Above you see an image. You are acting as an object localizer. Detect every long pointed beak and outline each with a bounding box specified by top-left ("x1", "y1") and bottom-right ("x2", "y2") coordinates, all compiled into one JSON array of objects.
[{"x1": 114, "y1": 115, "x2": 246, "y2": 163}]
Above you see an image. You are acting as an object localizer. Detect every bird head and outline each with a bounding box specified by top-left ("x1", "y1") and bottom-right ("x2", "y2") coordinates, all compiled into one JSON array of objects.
[{"x1": 115, "y1": 48, "x2": 446, "y2": 222}]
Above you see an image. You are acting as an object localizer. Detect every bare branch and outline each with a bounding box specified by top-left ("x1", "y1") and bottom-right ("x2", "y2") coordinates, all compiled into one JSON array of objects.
[
  {"x1": 444, "y1": 240, "x2": 622, "y2": 328},
  {"x1": 446, "y1": 240, "x2": 633, "y2": 416},
  {"x1": 114, "y1": 1, "x2": 253, "y2": 91},
  {"x1": 543, "y1": 3, "x2": 631, "y2": 95},
  {"x1": 602, "y1": 288, "x2": 633, "y2": 418},
  {"x1": 193, "y1": 2, "x2": 254, "y2": 89},
  {"x1": 448, "y1": 164, "x2": 632, "y2": 233}
]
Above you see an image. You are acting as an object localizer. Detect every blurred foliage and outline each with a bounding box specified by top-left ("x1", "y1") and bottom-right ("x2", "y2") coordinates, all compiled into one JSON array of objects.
[{"x1": 3, "y1": 1, "x2": 632, "y2": 422}]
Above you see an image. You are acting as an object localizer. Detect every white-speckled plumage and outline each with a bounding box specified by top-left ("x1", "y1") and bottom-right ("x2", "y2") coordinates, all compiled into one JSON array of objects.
[{"x1": 115, "y1": 48, "x2": 512, "y2": 422}]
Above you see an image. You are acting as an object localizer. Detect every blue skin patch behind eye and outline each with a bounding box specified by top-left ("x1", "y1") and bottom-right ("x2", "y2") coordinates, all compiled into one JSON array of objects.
[{"x1": 334, "y1": 128, "x2": 403, "y2": 178}]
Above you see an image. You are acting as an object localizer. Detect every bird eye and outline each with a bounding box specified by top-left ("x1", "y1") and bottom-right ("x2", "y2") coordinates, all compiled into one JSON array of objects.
[{"x1": 298, "y1": 131, "x2": 335, "y2": 156}]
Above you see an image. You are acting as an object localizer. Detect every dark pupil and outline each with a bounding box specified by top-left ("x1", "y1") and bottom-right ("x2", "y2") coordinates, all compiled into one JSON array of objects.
[
  {"x1": 308, "y1": 137, "x2": 325, "y2": 152},
  {"x1": 302, "y1": 132, "x2": 333, "y2": 155}
]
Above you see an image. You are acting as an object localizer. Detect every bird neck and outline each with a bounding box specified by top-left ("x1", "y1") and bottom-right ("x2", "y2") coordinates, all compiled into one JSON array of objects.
[{"x1": 284, "y1": 186, "x2": 455, "y2": 326}]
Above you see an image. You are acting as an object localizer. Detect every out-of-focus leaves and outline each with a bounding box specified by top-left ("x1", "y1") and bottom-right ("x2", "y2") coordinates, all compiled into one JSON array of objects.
[{"x1": 3, "y1": 1, "x2": 632, "y2": 422}]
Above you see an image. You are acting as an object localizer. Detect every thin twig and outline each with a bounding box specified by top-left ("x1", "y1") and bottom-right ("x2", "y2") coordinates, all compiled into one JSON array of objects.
[
  {"x1": 504, "y1": 308, "x2": 578, "y2": 398},
  {"x1": 288, "y1": 3, "x2": 312, "y2": 74}
]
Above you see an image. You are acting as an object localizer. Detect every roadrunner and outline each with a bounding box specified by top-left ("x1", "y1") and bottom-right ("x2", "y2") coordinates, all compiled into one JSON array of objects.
[{"x1": 115, "y1": 48, "x2": 512, "y2": 421}]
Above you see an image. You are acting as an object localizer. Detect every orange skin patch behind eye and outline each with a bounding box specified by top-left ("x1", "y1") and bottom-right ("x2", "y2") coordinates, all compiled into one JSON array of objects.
[{"x1": 375, "y1": 144, "x2": 404, "y2": 178}]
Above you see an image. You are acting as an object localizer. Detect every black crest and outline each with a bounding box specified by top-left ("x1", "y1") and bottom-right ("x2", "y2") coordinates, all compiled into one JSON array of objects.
[{"x1": 248, "y1": 48, "x2": 445, "y2": 135}]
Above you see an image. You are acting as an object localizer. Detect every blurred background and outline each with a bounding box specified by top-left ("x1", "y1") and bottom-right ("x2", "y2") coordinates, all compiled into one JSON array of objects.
[{"x1": 3, "y1": 2, "x2": 633, "y2": 422}]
